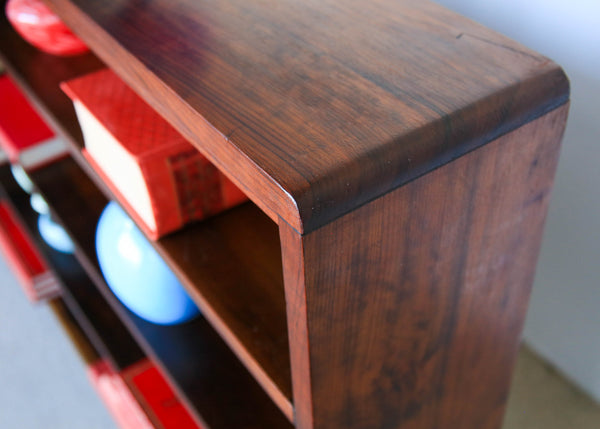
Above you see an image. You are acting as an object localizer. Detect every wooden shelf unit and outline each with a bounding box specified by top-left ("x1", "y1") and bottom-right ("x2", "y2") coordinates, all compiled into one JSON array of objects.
[
  {"x1": 0, "y1": 11, "x2": 293, "y2": 418},
  {"x1": 0, "y1": 158, "x2": 292, "y2": 428},
  {"x1": 1, "y1": 0, "x2": 570, "y2": 428}
]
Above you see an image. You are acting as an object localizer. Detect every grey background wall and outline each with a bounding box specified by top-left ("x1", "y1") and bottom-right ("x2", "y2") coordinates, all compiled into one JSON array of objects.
[
  {"x1": 436, "y1": 0, "x2": 600, "y2": 402},
  {"x1": 0, "y1": 256, "x2": 116, "y2": 428}
]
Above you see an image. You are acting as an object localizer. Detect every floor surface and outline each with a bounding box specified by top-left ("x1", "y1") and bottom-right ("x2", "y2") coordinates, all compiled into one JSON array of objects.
[{"x1": 503, "y1": 347, "x2": 600, "y2": 429}]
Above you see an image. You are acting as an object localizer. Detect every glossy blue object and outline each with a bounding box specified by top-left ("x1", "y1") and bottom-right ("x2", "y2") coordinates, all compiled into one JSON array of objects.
[
  {"x1": 95, "y1": 202, "x2": 200, "y2": 325},
  {"x1": 38, "y1": 213, "x2": 74, "y2": 253}
]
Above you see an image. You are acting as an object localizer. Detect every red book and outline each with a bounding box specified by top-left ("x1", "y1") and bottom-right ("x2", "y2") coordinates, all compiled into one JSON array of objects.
[
  {"x1": 88, "y1": 359, "x2": 154, "y2": 429},
  {"x1": 61, "y1": 69, "x2": 247, "y2": 239},
  {"x1": 88, "y1": 358, "x2": 201, "y2": 429},
  {"x1": 121, "y1": 359, "x2": 202, "y2": 429},
  {"x1": 0, "y1": 75, "x2": 67, "y2": 168},
  {"x1": 0, "y1": 201, "x2": 60, "y2": 302}
]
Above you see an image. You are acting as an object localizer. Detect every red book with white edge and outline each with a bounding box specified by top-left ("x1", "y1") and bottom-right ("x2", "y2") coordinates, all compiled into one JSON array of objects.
[
  {"x1": 61, "y1": 69, "x2": 247, "y2": 239},
  {"x1": 0, "y1": 74, "x2": 67, "y2": 169}
]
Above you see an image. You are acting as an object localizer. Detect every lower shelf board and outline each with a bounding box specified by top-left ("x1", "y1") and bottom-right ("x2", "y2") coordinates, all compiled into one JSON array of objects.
[
  {"x1": 48, "y1": 298, "x2": 100, "y2": 366},
  {"x1": 41, "y1": 152, "x2": 294, "y2": 418},
  {"x1": 0, "y1": 160, "x2": 293, "y2": 428},
  {"x1": 49, "y1": 298, "x2": 201, "y2": 429}
]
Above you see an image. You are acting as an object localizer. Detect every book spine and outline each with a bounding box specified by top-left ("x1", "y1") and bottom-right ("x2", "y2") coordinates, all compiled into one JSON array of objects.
[
  {"x1": 167, "y1": 149, "x2": 223, "y2": 224},
  {"x1": 142, "y1": 149, "x2": 248, "y2": 237},
  {"x1": 0, "y1": 201, "x2": 60, "y2": 302},
  {"x1": 121, "y1": 359, "x2": 202, "y2": 429},
  {"x1": 0, "y1": 75, "x2": 56, "y2": 163},
  {"x1": 88, "y1": 359, "x2": 155, "y2": 429}
]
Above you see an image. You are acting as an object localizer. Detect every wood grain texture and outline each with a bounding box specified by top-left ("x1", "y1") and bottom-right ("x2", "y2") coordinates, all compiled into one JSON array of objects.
[
  {"x1": 25, "y1": 157, "x2": 292, "y2": 428},
  {"x1": 30, "y1": 157, "x2": 293, "y2": 419},
  {"x1": 0, "y1": 20, "x2": 293, "y2": 416},
  {"x1": 280, "y1": 105, "x2": 568, "y2": 429},
  {"x1": 42, "y1": 0, "x2": 568, "y2": 233}
]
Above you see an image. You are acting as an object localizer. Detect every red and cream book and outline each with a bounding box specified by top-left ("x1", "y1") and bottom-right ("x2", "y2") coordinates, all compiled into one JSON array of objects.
[
  {"x1": 88, "y1": 359, "x2": 155, "y2": 429},
  {"x1": 0, "y1": 74, "x2": 67, "y2": 168},
  {"x1": 0, "y1": 201, "x2": 61, "y2": 302},
  {"x1": 121, "y1": 359, "x2": 202, "y2": 429},
  {"x1": 88, "y1": 358, "x2": 201, "y2": 429},
  {"x1": 61, "y1": 69, "x2": 247, "y2": 239}
]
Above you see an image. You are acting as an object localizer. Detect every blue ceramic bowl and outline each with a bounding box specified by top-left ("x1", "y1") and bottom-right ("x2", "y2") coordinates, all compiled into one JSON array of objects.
[
  {"x1": 38, "y1": 213, "x2": 74, "y2": 254},
  {"x1": 95, "y1": 202, "x2": 200, "y2": 325}
]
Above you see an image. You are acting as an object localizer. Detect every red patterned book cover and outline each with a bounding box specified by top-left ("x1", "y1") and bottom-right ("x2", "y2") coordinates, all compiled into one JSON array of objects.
[
  {"x1": 121, "y1": 359, "x2": 202, "y2": 429},
  {"x1": 0, "y1": 75, "x2": 67, "y2": 168},
  {"x1": 61, "y1": 69, "x2": 247, "y2": 239},
  {"x1": 87, "y1": 359, "x2": 155, "y2": 429},
  {"x1": 0, "y1": 201, "x2": 60, "y2": 302}
]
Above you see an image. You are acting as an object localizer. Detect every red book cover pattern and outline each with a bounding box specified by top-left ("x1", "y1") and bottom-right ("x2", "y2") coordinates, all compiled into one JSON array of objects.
[
  {"x1": 60, "y1": 68, "x2": 185, "y2": 159},
  {"x1": 166, "y1": 150, "x2": 223, "y2": 224},
  {"x1": 0, "y1": 201, "x2": 60, "y2": 302},
  {"x1": 122, "y1": 359, "x2": 202, "y2": 429},
  {"x1": 88, "y1": 359, "x2": 154, "y2": 429},
  {"x1": 62, "y1": 68, "x2": 247, "y2": 238},
  {"x1": 0, "y1": 75, "x2": 54, "y2": 161},
  {"x1": 88, "y1": 358, "x2": 201, "y2": 429}
]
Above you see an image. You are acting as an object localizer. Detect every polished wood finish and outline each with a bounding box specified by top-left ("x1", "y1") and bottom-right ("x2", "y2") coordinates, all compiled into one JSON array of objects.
[
  {"x1": 0, "y1": 18, "x2": 292, "y2": 412},
  {"x1": 31, "y1": 158, "x2": 292, "y2": 419},
  {"x1": 281, "y1": 106, "x2": 568, "y2": 428},
  {"x1": 23, "y1": 158, "x2": 291, "y2": 428},
  {"x1": 1, "y1": 0, "x2": 570, "y2": 427},
  {"x1": 43, "y1": 0, "x2": 568, "y2": 233}
]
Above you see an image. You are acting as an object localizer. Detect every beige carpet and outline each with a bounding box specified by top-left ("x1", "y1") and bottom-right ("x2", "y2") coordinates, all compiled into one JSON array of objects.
[{"x1": 503, "y1": 346, "x2": 600, "y2": 429}]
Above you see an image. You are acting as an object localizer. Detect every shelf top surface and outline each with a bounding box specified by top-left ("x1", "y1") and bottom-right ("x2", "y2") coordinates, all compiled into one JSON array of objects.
[{"x1": 47, "y1": 0, "x2": 568, "y2": 231}]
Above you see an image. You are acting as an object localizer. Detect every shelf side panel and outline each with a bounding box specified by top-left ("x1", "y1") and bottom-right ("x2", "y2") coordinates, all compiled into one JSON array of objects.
[{"x1": 281, "y1": 106, "x2": 568, "y2": 429}]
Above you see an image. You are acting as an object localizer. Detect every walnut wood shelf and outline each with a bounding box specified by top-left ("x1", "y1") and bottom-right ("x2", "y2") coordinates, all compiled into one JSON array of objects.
[
  {"x1": 2, "y1": 0, "x2": 570, "y2": 427},
  {"x1": 0, "y1": 10, "x2": 293, "y2": 418},
  {"x1": 20, "y1": 158, "x2": 291, "y2": 428}
]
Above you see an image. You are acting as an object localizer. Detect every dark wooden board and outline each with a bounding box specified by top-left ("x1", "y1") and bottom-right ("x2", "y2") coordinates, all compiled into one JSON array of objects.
[
  {"x1": 48, "y1": 298, "x2": 101, "y2": 367},
  {"x1": 42, "y1": 0, "x2": 568, "y2": 232},
  {"x1": 0, "y1": 163, "x2": 143, "y2": 371},
  {"x1": 0, "y1": 18, "x2": 292, "y2": 415},
  {"x1": 31, "y1": 156, "x2": 292, "y2": 419},
  {"x1": 280, "y1": 106, "x2": 568, "y2": 428},
  {"x1": 25, "y1": 158, "x2": 292, "y2": 428}
]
